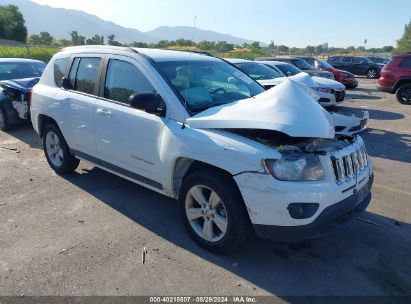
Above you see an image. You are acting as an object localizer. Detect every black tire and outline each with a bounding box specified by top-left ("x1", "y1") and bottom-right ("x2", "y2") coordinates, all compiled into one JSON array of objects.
[
  {"x1": 366, "y1": 68, "x2": 378, "y2": 79},
  {"x1": 0, "y1": 106, "x2": 11, "y2": 131},
  {"x1": 179, "y1": 169, "x2": 251, "y2": 253},
  {"x1": 42, "y1": 123, "x2": 79, "y2": 174},
  {"x1": 396, "y1": 84, "x2": 411, "y2": 105}
]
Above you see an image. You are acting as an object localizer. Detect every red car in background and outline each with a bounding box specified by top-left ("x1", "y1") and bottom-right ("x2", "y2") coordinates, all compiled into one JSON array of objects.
[
  {"x1": 299, "y1": 57, "x2": 358, "y2": 89},
  {"x1": 377, "y1": 53, "x2": 411, "y2": 104}
]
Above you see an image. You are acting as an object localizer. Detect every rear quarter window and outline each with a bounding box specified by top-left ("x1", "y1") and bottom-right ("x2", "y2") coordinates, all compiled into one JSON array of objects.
[
  {"x1": 54, "y1": 58, "x2": 69, "y2": 87},
  {"x1": 399, "y1": 57, "x2": 411, "y2": 68}
]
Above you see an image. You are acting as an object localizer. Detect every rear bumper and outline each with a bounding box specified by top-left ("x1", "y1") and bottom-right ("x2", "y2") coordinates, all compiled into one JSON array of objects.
[
  {"x1": 376, "y1": 85, "x2": 393, "y2": 93},
  {"x1": 253, "y1": 174, "x2": 374, "y2": 242}
]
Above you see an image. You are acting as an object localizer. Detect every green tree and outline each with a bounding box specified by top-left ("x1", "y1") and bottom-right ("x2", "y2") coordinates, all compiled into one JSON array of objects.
[
  {"x1": 198, "y1": 40, "x2": 215, "y2": 50},
  {"x1": 277, "y1": 45, "x2": 289, "y2": 53},
  {"x1": 86, "y1": 34, "x2": 104, "y2": 45},
  {"x1": 130, "y1": 41, "x2": 148, "y2": 48},
  {"x1": 175, "y1": 39, "x2": 195, "y2": 47},
  {"x1": 215, "y1": 41, "x2": 234, "y2": 52},
  {"x1": 0, "y1": 5, "x2": 28, "y2": 42},
  {"x1": 250, "y1": 41, "x2": 261, "y2": 53},
  {"x1": 107, "y1": 34, "x2": 122, "y2": 46},
  {"x1": 304, "y1": 45, "x2": 315, "y2": 55},
  {"x1": 28, "y1": 32, "x2": 53, "y2": 45},
  {"x1": 382, "y1": 45, "x2": 394, "y2": 53},
  {"x1": 70, "y1": 31, "x2": 86, "y2": 45},
  {"x1": 394, "y1": 21, "x2": 411, "y2": 55}
]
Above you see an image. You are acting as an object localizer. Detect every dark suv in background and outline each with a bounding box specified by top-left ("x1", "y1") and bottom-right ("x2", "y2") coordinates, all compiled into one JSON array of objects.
[
  {"x1": 257, "y1": 57, "x2": 335, "y2": 79},
  {"x1": 377, "y1": 53, "x2": 411, "y2": 104},
  {"x1": 328, "y1": 56, "x2": 382, "y2": 78}
]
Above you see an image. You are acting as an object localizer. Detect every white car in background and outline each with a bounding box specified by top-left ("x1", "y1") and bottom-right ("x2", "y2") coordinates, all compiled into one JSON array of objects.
[
  {"x1": 227, "y1": 59, "x2": 368, "y2": 136},
  {"x1": 255, "y1": 60, "x2": 346, "y2": 106}
]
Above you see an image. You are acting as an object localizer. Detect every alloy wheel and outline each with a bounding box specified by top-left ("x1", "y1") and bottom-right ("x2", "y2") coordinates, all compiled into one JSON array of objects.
[
  {"x1": 45, "y1": 131, "x2": 64, "y2": 167},
  {"x1": 185, "y1": 185, "x2": 228, "y2": 242}
]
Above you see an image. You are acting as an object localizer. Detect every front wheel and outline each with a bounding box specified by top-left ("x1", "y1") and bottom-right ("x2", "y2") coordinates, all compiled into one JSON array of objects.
[
  {"x1": 366, "y1": 68, "x2": 378, "y2": 79},
  {"x1": 396, "y1": 84, "x2": 411, "y2": 105},
  {"x1": 179, "y1": 169, "x2": 251, "y2": 253},
  {"x1": 42, "y1": 124, "x2": 79, "y2": 174}
]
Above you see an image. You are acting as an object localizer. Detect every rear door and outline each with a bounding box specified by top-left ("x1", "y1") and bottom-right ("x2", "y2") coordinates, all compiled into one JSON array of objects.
[
  {"x1": 54, "y1": 55, "x2": 103, "y2": 157},
  {"x1": 352, "y1": 57, "x2": 369, "y2": 75},
  {"x1": 93, "y1": 55, "x2": 166, "y2": 189},
  {"x1": 338, "y1": 57, "x2": 353, "y2": 72}
]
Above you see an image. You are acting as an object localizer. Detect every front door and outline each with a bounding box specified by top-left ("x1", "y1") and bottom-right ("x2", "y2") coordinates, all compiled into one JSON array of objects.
[{"x1": 94, "y1": 56, "x2": 166, "y2": 189}]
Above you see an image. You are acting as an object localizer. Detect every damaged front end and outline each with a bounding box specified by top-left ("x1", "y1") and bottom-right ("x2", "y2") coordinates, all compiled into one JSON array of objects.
[{"x1": 0, "y1": 77, "x2": 39, "y2": 121}]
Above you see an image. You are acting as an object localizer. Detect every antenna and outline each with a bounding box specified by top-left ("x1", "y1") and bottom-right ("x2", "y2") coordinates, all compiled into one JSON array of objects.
[{"x1": 183, "y1": 16, "x2": 197, "y2": 119}]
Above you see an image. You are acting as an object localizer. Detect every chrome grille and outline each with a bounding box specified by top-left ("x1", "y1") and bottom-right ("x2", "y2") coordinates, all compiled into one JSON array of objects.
[{"x1": 331, "y1": 145, "x2": 369, "y2": 184}]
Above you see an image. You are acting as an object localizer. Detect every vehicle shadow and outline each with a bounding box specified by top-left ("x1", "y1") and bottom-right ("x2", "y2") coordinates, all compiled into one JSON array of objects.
[
  {"x1": 0, "y1": 124, "x2": 42, "y2": 150},
  {"x1": 345, "y1": 93, "x2": 382, "y2": 100},
  {"x1": 329, "y1": 106, "x2": 405, "y2": 121},
  {"x1": 61, "y1": 168, "x2": 411, "y2": 297},
  {"x1": 361, "y1": 128, "x2": 411, "y2": 164}
]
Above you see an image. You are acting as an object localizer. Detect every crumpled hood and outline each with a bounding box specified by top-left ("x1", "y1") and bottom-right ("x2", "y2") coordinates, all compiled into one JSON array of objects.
[
  {"x1": 186, "y1": 79, "x2": 335, "y2": 139},
  {"x1": 311, "y1": 76, "x2": 345, "y2": 90},
  {"x1": 289, "y1": 72, "x2": 318, "y2": 87},
  {"x1": 0, "y1": 77, "x2": 40, "y2": 93}
]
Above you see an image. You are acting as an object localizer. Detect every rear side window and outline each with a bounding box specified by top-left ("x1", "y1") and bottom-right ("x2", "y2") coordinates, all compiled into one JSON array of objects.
[
  {"x1": 67, "y1": 57, "x2": 101, "y2": 95},
  {"x1": 54, "y1": 58, "x2": 69, "y2": 87},
  {"x1": 75, "y1": 58, "x2": 101, "y2": 95},
  {"x1": 399, "y1": 57, "x2": 411, "y2": 68},
  {"x1": 104, "y1": 59, "x2": 154, "y2": 104}
]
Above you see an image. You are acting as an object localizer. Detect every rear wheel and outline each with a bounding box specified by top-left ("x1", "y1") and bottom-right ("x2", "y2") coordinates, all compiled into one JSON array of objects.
[
  {"x1": 396, "y1": 84, "x2": 411, "y2": 105},
  {"x1": 366, "y1": 68, "x2": 378, "y2": 79},
  {"x1": 179, "y1": 169, "x2": 251, "y2": 253},
  {"x1": 0, "y1": 107, "x2": 11, "y2": 131},
  {"x1": 42, "y1": 124, "x2": 79, "y2": 174}
]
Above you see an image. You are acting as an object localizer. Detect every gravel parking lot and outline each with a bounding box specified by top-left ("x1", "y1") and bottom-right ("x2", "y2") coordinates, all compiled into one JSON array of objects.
[{"x1": 0, "y1": 78, "x2": 410, "y2": 298}]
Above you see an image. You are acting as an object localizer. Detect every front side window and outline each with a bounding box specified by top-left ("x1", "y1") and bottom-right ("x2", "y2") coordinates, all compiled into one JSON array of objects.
[
  {"x1": 54, "y1": 58, "x2": 69, "y2": 87},
  {"x1": 235, "y1": 62, "x2": 284, "y2": 80},
  {"x1": 353, "y1": 57, "x2": 364, "y2": 64},
  {"x1": 156, "y1": 60, "x2": 264, "y2": 113},
  {"x1": 275, "y1": 63, "x2": 302, "y2": 76},
  {"x1": 292, "y1": 59, "x2": 313, "y2": 70},
  {"x1": 341, "y1": 57, "x2": 353, "y2": 63},
  {"x1": 104, "y1": 59, "x2": 155, "y2": 104}
]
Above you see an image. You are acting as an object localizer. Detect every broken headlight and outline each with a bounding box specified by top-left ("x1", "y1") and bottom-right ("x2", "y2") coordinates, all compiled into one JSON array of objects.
[{"x1": 265, "y1": 153, "x2": 324, "y2": 181}]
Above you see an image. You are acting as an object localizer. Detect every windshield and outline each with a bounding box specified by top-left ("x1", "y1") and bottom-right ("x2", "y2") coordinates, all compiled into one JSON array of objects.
[
  {"x1": 0, "y1": 62, "x2": 45, "y2": 80},
  {"x1": 234, "y1": 62, "x2": 284, "y2": 80},
  {"x1": 156, "y1": 60, "x2": 265, "y2": 113},
  {"x1": 317, "y1": 60, "x2": 334, "y2": 69},
  {"x1": 292, "y1": 59, "x2": 313, "y2": 70},
  {"x1": 275, "y1": 63, "x2": 302, "y2": 76}
]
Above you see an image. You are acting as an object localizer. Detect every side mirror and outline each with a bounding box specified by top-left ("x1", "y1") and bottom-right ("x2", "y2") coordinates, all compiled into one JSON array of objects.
[
  {"x1": 228, "y1": 77, "x2": 238, "y2": 84},
  {"x1": 286, "y1": 71, "x2": 292, "y2": 77},
  {"x1": 61, "y1": 77, "x2": 72, "y2": 90},
  {"x1": 129, "y1": 92, "x2": 165, "y2": 116}
]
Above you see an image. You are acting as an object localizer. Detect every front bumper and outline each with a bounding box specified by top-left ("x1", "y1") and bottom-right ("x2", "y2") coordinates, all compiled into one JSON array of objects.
[
  {"x1": 317, "y1": 90, "x2": 346, "y2": 106},
  {"x1": 253, "y1": 174, "x2": 374, "y2": 242}
]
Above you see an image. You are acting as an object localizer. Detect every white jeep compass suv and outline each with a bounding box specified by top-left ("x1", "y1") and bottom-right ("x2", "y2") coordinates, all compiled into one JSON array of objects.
[{"x1": 31, "y1": 46, "x2": 374, "y2": 253}]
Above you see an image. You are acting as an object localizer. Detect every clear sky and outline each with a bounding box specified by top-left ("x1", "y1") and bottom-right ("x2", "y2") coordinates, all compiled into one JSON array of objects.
[{"x1": 30, "y1": 0, "x2": 410, "y2": 48}]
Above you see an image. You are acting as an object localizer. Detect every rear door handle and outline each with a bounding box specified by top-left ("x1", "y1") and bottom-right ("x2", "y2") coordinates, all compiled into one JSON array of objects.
[{"x1": 96, "y1": 108, "x2": 112, "y2": 117}]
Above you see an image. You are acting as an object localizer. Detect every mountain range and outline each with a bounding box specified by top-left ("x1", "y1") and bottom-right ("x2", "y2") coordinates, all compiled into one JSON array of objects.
[{"x1": 0, "y1": 0, "x2": 258, "y2": 45}]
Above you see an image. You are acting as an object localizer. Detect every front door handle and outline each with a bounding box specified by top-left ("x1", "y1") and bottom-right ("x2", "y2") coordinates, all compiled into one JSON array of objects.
[{"x1": 96, "y1": 108, "x2": 112, "y2": 117}]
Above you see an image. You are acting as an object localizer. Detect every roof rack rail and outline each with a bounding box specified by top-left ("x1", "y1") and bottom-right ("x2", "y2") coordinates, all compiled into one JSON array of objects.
[
  {"x1": 167, "y1": 49, "x2": 214, "y2": 57},
  {"x1": 61, "y1": 45, "x2": 139, "y2": 54}
]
